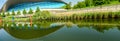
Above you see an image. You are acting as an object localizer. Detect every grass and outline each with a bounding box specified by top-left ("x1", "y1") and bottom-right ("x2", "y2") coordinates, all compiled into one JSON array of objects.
[{"x1": 2, "y1": 10, "x2": 120, "y2": 22}]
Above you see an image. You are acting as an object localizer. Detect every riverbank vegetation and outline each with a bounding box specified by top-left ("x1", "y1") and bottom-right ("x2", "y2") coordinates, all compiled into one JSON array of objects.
[
  {"x1": 32, "y1": 11, "x2": 120, "y2": 20},
  {"x1": 64, "y1": 0, "x2": 120, "y2": 9},
  {"x1": 1, "y1": 6, "x2": 120, "y2": 21}
]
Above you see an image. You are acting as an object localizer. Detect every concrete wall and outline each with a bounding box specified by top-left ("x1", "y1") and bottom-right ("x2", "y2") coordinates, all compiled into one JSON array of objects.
[{"x1": 1, "y1": 0, "x2": 62, "y2": 12}]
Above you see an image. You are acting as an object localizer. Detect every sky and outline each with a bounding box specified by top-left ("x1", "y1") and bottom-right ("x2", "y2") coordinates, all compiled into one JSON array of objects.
[
  {"x1": 62, "y1": 0, "x2": 84, "y2": 6},
  {"x1": 0, "y1": 0, "x2": 7, "y2": 10}
]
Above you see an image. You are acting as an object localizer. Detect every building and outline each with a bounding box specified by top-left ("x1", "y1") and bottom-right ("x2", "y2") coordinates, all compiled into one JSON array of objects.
[{"x1": 0, "y1": 0, "x2": 66, "y2": 12}]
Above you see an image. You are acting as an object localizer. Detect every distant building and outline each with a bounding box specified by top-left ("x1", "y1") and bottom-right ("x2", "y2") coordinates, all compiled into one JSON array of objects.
[{"x1": 0, "y1": 0, "x2": 65, "y2": 12}]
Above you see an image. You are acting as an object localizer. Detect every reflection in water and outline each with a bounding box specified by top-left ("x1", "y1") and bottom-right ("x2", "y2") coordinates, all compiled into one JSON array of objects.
[
  {"x1": 4, "y1": 26, "x2": 62, "y2": 39},
  {"x1": 0, "y1": 19, "x2": 120, "y2": 41}
]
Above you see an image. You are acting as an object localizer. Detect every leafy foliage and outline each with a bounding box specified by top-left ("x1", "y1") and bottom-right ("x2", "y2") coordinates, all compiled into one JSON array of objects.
[
  {"x1": 73, "y1": 0, "x2": 120, "y2": 9},
  {"x1": 64, "y1": 2, "x2": 72, "y2": 10},
  {"x1": 73, "y1": 2, "x2": 86, "y2": 9},
  {"x1": 12, "y1": 10, "x2": 15, "y2": 15},
  {"x1": 23, "y1": 9, "x2": 27, "y2": 14},
  {"x1": 28, "y1": 8, "x2": 33, "y2": 14},
  {"x1": 17, "y1": 10, "x2": 21, "y2": 15},
  {"x1": 36, "y1": 7, "x2": 40, "y2": 13},
  {"x1": 33, "y1": 11, "x2": 51, "y2": 19}
]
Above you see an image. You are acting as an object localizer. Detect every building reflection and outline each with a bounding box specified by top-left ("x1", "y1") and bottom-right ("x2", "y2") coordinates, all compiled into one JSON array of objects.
[
  {"x1": 0, "y1": 19, "x2": 120, "y2": 39},
  {"x1": 2, "y1": 22, "x2": 63, "y2": 39}
]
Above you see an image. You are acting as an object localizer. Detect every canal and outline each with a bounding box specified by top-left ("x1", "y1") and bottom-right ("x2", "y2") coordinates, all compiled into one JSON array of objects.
[{"x1": 0, "y1": 19, "x2": 120, "y2": 41}]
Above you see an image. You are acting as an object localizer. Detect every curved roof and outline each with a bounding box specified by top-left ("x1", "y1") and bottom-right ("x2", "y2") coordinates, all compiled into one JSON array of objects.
[
  {"x1": 0, "y1": 0, "x2": 7, "y2": 11},
  {"x1": 0, "y1": 0, "x2": 62, "y2": 12}
]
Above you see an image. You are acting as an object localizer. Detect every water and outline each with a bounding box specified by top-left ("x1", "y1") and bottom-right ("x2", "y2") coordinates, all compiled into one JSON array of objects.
[
  {"x1": 8, "y1": 2, "x2": 66, "y2": 12},
  {"x1": 0, "y1": 19, "x2": 120, "y2": 41}
]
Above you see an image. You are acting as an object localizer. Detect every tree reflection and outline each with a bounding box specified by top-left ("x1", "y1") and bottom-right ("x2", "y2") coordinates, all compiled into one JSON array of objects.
[{"x1": 0, "y1": 19, "x2": 120, "y2": 39}]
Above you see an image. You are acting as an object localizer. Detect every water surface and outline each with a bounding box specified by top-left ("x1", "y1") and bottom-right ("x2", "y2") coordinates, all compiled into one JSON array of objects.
[{"x1": 0, "y1": 19, "x2": 120, "y2": 41}]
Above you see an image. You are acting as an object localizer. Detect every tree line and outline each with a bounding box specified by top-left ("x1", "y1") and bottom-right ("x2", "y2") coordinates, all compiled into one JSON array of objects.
[{"x1": 65, "y1": 0, "x2": 120, "y2": 9}]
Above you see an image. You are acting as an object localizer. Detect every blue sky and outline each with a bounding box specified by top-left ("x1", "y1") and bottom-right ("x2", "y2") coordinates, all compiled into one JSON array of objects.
[{"x1": 0, "y1": 0, "x2": 7, "y2": 9}]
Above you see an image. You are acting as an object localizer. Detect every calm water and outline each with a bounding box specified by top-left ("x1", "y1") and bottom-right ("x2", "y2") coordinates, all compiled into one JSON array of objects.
[{"x1": 0, "y1": 19, "x2": 120, "y2": 41}]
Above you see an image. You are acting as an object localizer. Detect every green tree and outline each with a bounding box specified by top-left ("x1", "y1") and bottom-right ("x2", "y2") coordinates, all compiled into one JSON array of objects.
[
  {"x1": 119, "y1": 0, "x2": 120, "y2": 2},
  {"x1": 17, "y1": 10, "x2": 21, "y2": 15},
  {"x1": 85, "y1": 0, "x2": 93, "y2": 7},
  {"x1": 92, "y1": 0, "x2": 105, "y2": 6},
  {"x1": 2, "y1": 12, "x2": 5, "y2": 17},
  {"x1": 12, "y1": 10, "x2": 15, "y2": 15},
  {"x1": 73, "y1": 2, "x2": 86, "y2": 9},
  {"x1": 6, "y1": 12, "x2": 10, "y2": 16},
  {"x1": 23, "y1": 9, "x2": 27, "y2": 14},
  {"x1": 36, "y1": 7, "x2": 40, "y2": 12},
  {"x1": 28, "y1": 8, "x2": 33, "y2": 14},
  {"x1": 33, "y1": 11, "x2": 51, "y2": 19},
  {"x1": 105, "y1": 0, "x2": 110, "y2": 4},
  {"x1": 65, "y1": 2, "x2": 72, "y2": 10}
]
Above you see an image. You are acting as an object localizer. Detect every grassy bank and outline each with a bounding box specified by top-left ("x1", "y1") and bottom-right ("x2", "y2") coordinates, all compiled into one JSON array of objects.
[
  {"x1": 1, "y1": 10, "x2": 120, "y2": 22},
  {"x1": 32, "y1": 11, "x2": 120, "y2": 21}
]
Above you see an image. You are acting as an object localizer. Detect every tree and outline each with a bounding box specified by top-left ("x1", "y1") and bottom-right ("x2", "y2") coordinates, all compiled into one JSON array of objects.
[
  {"x1": 12, "y1": 10, "x2": 15, "y2": 15},
  {"x1": 36, "y1": 7, "x2": 40, "y2": 12},
  {"x1": 104, "y1": 0, "x2": 110, "y2": 4},
  {"x1": 33, "y1": 11, "x2": 51, "y2": 19},
  {"x1": 92, "y1": 0, "x2": 105, "y2": 6},
  {"x1": 6, "y1": 12, "x2": 10, "y2": 16},
  {"x1": 119, "y1": 0, "x2": 120, "y2": 2},
  {"x1": 2, "y1": 12, "x2": 5, "y2": 17},
  {"x1": 23, "y1": 9, "x2": 27, "y2": 14},
  {"x1": 28, "y1": 8, "x2": 33, "y2": 14},
  {"x1": 17, "y1": 10, "x2": 21, "y2": 15},
  {"x1": 85, "y1": 0, "x2": 93, "y2": 7},
  {"x1": 40, "y1": 11, "x2": 51, "y2": 19},
  {"x1": 73, "y1": 2, "x2": 86, "y2": 9},
  {"x1": 65, "y1": 2, "x2": 72, "y2": 10}
]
